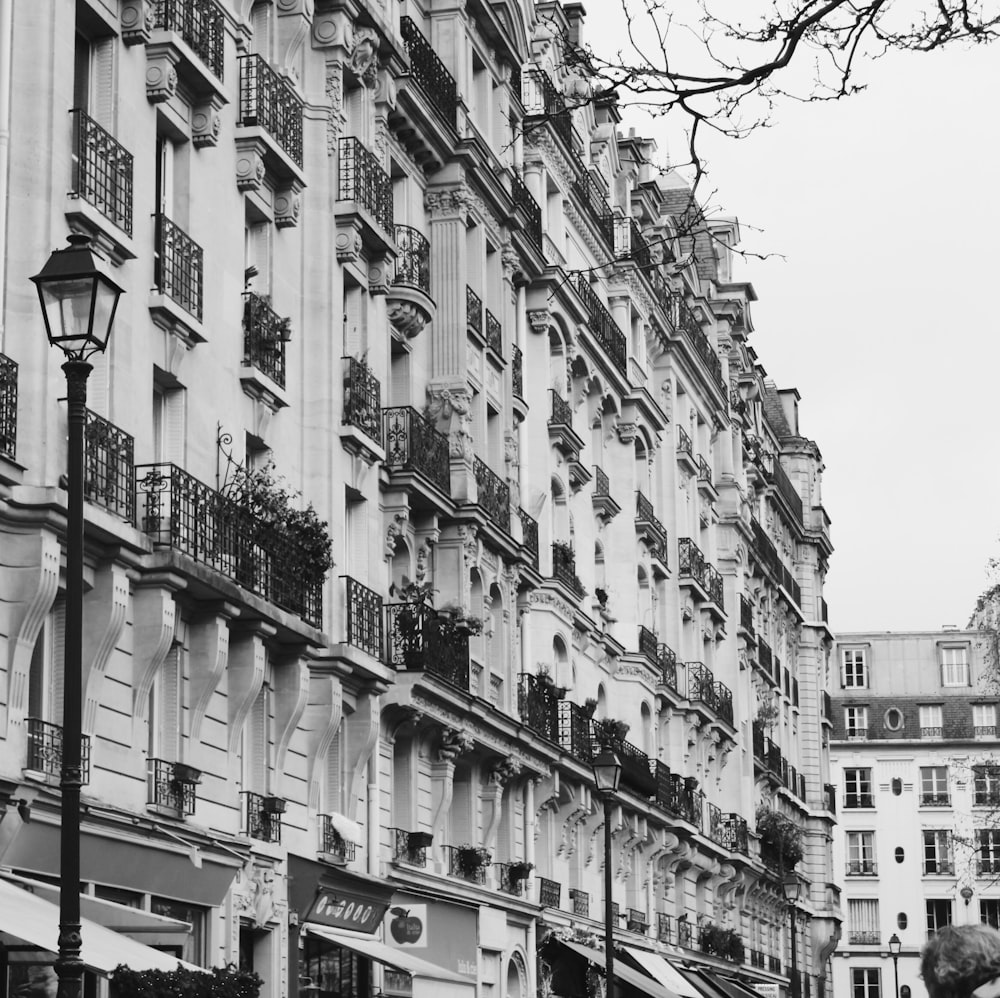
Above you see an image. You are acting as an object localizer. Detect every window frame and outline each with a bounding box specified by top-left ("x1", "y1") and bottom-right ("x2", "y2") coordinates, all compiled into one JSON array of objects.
[
  {"x1": 919, "y1": 704, "x2": 943, "y2": 739},
  {"x1": 847, "y1": 830, "x2": 877, "y2": 875},
  {"x1": 920, "y1": 766, "x2": 950, "y2": 806},
  {"x1": 926, "y1": 898, "x2": 953, "y2": 936},
  {"x1": 842, "y1": 647, "x2": 868, "y2": 689},
  {"x1": 844, "y1": 767, "x2": 874, "y2": 808},
  {"x1": 845, "y1": 705, "x2": 869, "y2": 740},
  {"x1": 973, "y1": 703, "x2": 998, "y2": 738},
  {"x1": 974, "y1": 765, "x2": 1000, "y2": 807},
  {"x1": 922, "y1": 829, "x2": 953, "y2": 875},
  {"x1": 940, "y1": 645, "x2": 970, "y2": 687},
  {"x1": 851, "y1": 966, "x2": 881, "y2": 998}
]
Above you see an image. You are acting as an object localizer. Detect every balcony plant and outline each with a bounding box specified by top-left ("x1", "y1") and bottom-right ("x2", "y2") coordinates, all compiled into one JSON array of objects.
[
  {"x1": 171, "y1": 762, "x2": 202, "y2": 785},
  {"x1": 509, "y1": 860, "x2": 534, "y2": 882},
  {"x1": 592, "y1": 717, "x2": 630, "y2": 748},
  {"x1": 698, "y1": 921, "x2": 745, "y2": 963},
  {"x1": 456, "y1": 844, "x2": 491, "y2": 876},
  {"x1": 756, "y1": 804, "x2": 803, "y2": 871},
  {"x1": 407, "y1": 830, "x2": 434, "y2": 849},
  {"x1": 582, "y1": 698, "x2": 599, "y2": 718}
]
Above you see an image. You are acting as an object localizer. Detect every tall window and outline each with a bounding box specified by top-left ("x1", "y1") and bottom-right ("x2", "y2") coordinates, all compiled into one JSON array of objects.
[
  {"x1": 851, "y1": 968, "x2": 881, "y2": 998},
  {"x1": 847, "y1": 831, "x2": 876, "y2": 875},
  {"x1": 982, "y1": 899, "x2": 1000, "y2": 929},
  {"x1": 28, "y1": 600, "x2": 66, "y2": 725},
  {"x1": 845, "y1": 706, "x2": 869, "y2": 739},
  {"x1": 844, "y1": 768, "x2": 874, "y2": 808},
  {"x1": 940, "y1": 646, "x2": 970, "y2": 687},
  {"x1": 926, "y1": 899, "x2": 953, "y2": 936},
  {"x1": 842, "y1": 648, "x2": 867, "y2": 688},
  {"x1": 974, "y1": 703, "x2": 998, "y2": 739},
  {"x1": 978, "y1": 829, "x2": 1000, "y2": 875},
  {"x1": 923, "y1": 830, "x2": 952, "y2": 874},
  {"x1": 974, "y1": 765, "x2": 1000, "y2": 806},
  {"x1": 847, "y1": 899, "x2": 880, "y2": 945},
  {"x1": 919, "y1": 705, "x2": 943, "y2": 739},
  {"x1": 920, "y1": 766, "x2": 949, "y2": 806}
]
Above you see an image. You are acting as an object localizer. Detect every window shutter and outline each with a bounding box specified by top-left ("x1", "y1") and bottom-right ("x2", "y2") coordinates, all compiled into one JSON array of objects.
[
  {"x1": 389, "y1": 352, "x2": 410, "y2": 407},
  {"x1": 49, "y1": 601, "x2": 67, "y2": 722},
  {"x1": 159, "y1": 645, "x2": 180, "y2": 759},
  {"x1": 249, "y1": 688, "x2": 269, "y2": 792},
  {"x1": 326, "y1": 728, "x2": 342, "y2": 814},
  {"x1": 162, "y1": 388, "x2": 186, "y2": 464},
  {"x1": 251, "y1": 2, "x2": 272, "y2": 57},
  {"x1": 346, "y1": 497, "x2": 368, "y2": 584},
  {"x1": 91, "y1": 38, "x2": 116, "y2": 129}
]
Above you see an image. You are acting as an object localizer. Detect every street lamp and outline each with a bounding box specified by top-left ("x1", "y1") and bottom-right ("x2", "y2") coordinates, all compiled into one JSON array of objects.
[
  {"x1": 31, "y1": 234, "x2": 124, "y2": 998},
  {"x1": 782, "y1": 873, "x2": 802, "y2": 998},
  {"x1": 888, "y1": 932, "x2": 902, "y2": 998},
  {"x1": 592, "y1": 750, "x2": 622, "y2": 998}
]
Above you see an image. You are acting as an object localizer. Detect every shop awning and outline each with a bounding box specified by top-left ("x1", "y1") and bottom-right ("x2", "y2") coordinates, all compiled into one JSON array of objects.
[
  {"x1": 306, "y1": 925, "x2": 471, "y2": 984},
  {"x1": 675, "y1": 967, "x2": 765, "y2": 998},
  {"x1": 623, "y1": 947, "x2": 703, "y2": 998},
  {"x1": 0, "y1": 878, "x2": 201, "y2": 973},
  {"x1": 558, "y1": 939, "x2": 681, "y2": 998}
]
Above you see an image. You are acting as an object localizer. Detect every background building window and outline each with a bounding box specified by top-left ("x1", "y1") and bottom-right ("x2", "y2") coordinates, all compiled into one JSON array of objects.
[
  {"x1": 940, "y1": 646, "x2": 970, "y2": 687},
  {"x1": 975, "y1": 765, "x2": 1000, "y2": 806},
  {"x1": 926, "y1": 899, "x2": 953, "y2": 936},
  {"x1": 973, "y1": 703, "x2": 997, "y2": 738},
  {"x1": 844, "y1": 768, "x2": 874, "y2": 808},
  {"x1": 842, "y1": 648, "x2": 868, "y2": 688},
  {"x1": 851, "y1": 967, "x2": 881, "y2": 998},
  {"x1": 978, "y1": 829, "x2": 1000, "y2": 875},
  {"x1": 847, "y1": 831, "x2": 876, "y2": 875},
  {"x1": 922, "y1": 830, "x2": 952, "y2": 874},
  {"x1": 845, "y1": 706, "x2": 869, "y2": 739},
  {"x1": 847, "y1": 899, "x2": 880, "y2": 945},
  {"x1": 982, "y1": 899, "x2": 1000, "y2": 929},
  {"x1": 920, "y1": 766, "x2": 949, "y2": 806},
  {"x1": 919, "y1": 705, "x2": 943, "y2": 739}
]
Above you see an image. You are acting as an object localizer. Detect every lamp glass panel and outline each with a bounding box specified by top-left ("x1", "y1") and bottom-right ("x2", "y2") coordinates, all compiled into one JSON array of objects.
[
  {"x1": 592, "y1": 751, "x2": 622, "y2": 793},
  {"x1": 38, "y1": 276, "x2": 97, "y2": 352}
]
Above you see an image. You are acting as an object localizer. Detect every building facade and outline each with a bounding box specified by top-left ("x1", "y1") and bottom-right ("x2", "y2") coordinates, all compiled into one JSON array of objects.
[
  {"x1": 830, "y1": 629, "x2": 1000, "y2": 998},
  {"x1": 0, "y1": 2, "x2": 839, "y2": 997}
]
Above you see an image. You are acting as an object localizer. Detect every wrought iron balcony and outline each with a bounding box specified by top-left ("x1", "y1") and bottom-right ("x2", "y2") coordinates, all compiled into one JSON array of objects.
[
  {"x1": 627, "y1": 909, "x2": 648, "y2": 933},
  {"x1": 976, "y1": 725, "x2": 997, "y2": 739},
  {"x1": 522, "y1": 67, "x2": 574, "y2": 148},
  {"x1": 635, "y1": 491, "x2": 669, "y2": 565},
  {"x1": 921, "y1": 792, "x2": 951, "y2": 807},
  {"x1": 399, "y1": 16, "x2": 458, "y2": 128},
  {"x1": 713, "y1": 681, "x2": 734, "y2": 725},
  {"x1": 574, "y1": 274, "x2": 627, "y2": 374},
  {"x1": 238, "y1": 54, "x2": 304, "y2": 166},
  {"x1": 385, "y1": 601, "x2": 470, "y2": 690},
  {"x1": 538, "y1": 877, "x2": 561, "y2": 908},
  {"x1": 383, "y1": 406, "x2": 451, "y2": 496},
  {"x1": 638, "y1": 625, "x2": 658, "y2": 665},
  {"x1": 343, "y1": 357, "x2": 382, "y2": 445},
  {"x1": 342, "y1": 576, "x2": 382, "y2": 660},
  {"x1": 822, "y1": 689, "x2": 832, "y2": 721},
  {"x1": 848, "y1": 931, "x2": 881, "y2": 946},
  {"x1": 70, "y1": 109, "x2": 133, "y2": 235},
  {"x1": 148, "y1": 758, "x2": 198, "y2": 815},
  {"x1": 549, "y1": 389, "x2": 573, "y2": 427},
  {"x1": 338, "y1": 137, "x2": 393, "y2": 233},
  {"x1": 921, "y1": 726, "x2": 943, "y2": 739},
  {"x1": 0, "y1": 353, "x2": 16, "y2": 461},
  {"x1": 653, "y1": 762, "x2": 700, "y2": 825},
  {"x1": 594, "y1": 465, "x2": 610, "y2": 497},
  {"x1": 445, "y1": 845, "x2": 490, "y2": 884},
  {"x1": 244, "y1": 791, "x2": 283, "y2": 843},
  {"x1": 659, "y1": 644, "x2": 679, "y2": 693},
  {"x1": 518, "y1": 507, "x2": 539, "y2": 566},
  {"x1": 740, "y1": 594, "x2": 755, "y2": 635},
  {"x1": 466, "y1": 286, "x2": 483, "y2": 336},
  {"x1": 26, "y1": 718, "x2": 91, "y2": 783},
  {"x1": 697, "y1": 455, "x2": 713, "y2": 485},
  {"x1": 673, "y1": 295, "x2": 724, "y2": 392},
  {"x1": 614, "y1": 216, "x2": 651, "y2": 269},
  {"x1": 594, "y1": 731, "x2": 656, "y2": 797},
  {"x1": 558, "y1": 700, "x2": 595, "y2": 762},
  {"x1": 677, "y1": 919, "x2": 693, "y2": 949},
  {"x1": 771, "y1": 458, "x2": 804, "y2": 524},
  {"x1": 759, "y1": 639, "x2": 773, "y2": 675},
  {"x1": 393, "y1": 224, "x2": 431, "y2": 295},
  {"x1": 135, "y1": 463, "x2": 324, "y2": 627},
  {"x1": 978, "y1": 859, "x2": 1000, "y2": 876},
  {"x1": 657, "y1": 913, "x2": 673, "y2": 944},
  {"x1": 720, "y1": 813, "x2": 749, "y2": 854},
  {"x1": 705, "y1": 563, "x2": 725, "y2": 610},
  {"x1": 677, "y1": 425, "x2": 692, "y2": 456},
  {"x1": 512, "y1": 345, "x2": 524, "y2": 398},
  {"x1": 154, "y1": 213, "x2": 203, "y2": 321},
  {"x1": 519, "y1": 673, "x2": 561, "y2": 743},
  {"x1": 753, "y1": 721, "x2": 766, "y2": 761},
  {"x1": 84, "y1": 408, "x2": 134, "y2": 521},
  {"x1": 320, "y1": 815, "x2": 357, "y2": 863},
  {"x1": 485, "y1": 309, "x2": 502, "y2": 357},
  {"x1": 845, "y1": 860, "x2": 877, "y2": 876},
  {"x1": 764, "y1": 737, "x2": 783, "y2": 775},
  {"x1": 686, "y1": 661, "x2": 718, "y2": 712},
  {"x1": 243, "y1": 292, "x2": 287, "y2": 388},
  {"x1": 679, "y1": 537, "x2": 709, "y2": 590},
  {"x1": 924, "y1": 859, "x2": 954, "y2": 875},
  {"x1": 571, "y1": 171, "x2": 615, "y2": 248},
  {"x1": 473, "y1": 457, "x2": 510, "y2": 533},
  {"x1": 155, "y1": 0, "x2": 225, "y2": 80},
  {"x1": 767, "y1": 956, "x2": 782, "y2": 975},
  {"x1": 496, "y1": 861, "x2": 532, "y2": 896},
  {"x1": 551, "y1": 543, "x2": 585, "y2": 598},
  {"x1": 510, "y1": 171, "x2": 543, "y2": 250},
  {"x1": 570, "y1": 888, "x2": 590, "y2": 918},
  {"x1": 391, "y1": 828, "x2": 432, "y2": 867}
]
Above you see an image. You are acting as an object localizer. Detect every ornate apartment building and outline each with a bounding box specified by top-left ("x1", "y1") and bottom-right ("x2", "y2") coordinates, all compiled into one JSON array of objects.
[
  {"x1": 0, "y1": 2, "x2": 839, "y2": 998},
  {"x1": 830, "y1": 629, "x2": 1000, "y2": 998}
]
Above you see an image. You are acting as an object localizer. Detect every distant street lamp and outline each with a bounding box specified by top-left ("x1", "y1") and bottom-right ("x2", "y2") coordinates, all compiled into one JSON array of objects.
[
  {"x1": 782, "y1": 873, "x2": 802, "y2": 998},
  {"x1": 31, "y1": 233, "x2": 124, "y2": 998},
  {"x1": 593, "y1": 751, "x2": 622, "y2": 998},
  {"x1": 888, "y1": 932, "x2": 902, "y2": 998}
]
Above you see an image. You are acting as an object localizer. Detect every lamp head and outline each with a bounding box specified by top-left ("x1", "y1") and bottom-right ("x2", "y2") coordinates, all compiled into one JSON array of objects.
[
  {"x1": 782, "y1": 872, "x2": 802, "y2": 903},
  {"x1": 592, "y1": 750, "x2": 622, "y2": 796},
  {"x1": 888, "y1": 933, "x2": 901, "y2": 956}
]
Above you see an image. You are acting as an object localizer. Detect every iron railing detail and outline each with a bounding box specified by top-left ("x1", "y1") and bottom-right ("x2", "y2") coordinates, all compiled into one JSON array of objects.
[
  {"x1": 244, "y1": 791, "x2": 283, "y2": 843},
  {"x1": 510, "y1": 171, "x2": 543, "y2": 249},
  {"x1": 473, "y1": 457, "x2": 510, "y2": 533},
  {"x1": 155, "y1": 0, "x2": 224, "y2": 79},
  {"x1": 26, "y1": 718, "x2": 91, "y2": 784},
  {"x1": 677, "y1": 425, "x2": 692, "y2": 456},
  {"x1": 594, "y1": 465, "x2": 610, "y2": 497},
  {"x1": 614, "y1": 216, "x2": 651, "y2": 269},
  {"x1": 719, "y1": 813, "x2": 749, "y2": 854},
  {"x1": 71, "y1": 108, "x2": 133, "y2": 235},
  {"x1": 705, "y1": 563, "x2": 725, "y2": 610},
  {"x1": 383, "y1": 406, "x2": 451, "y2": 494},
  {"x1": 518, "y1": 507, "x2": 539, "y2": 565},
  {"x1": 391, "y1": 828, "x2": 431, "y2": 867},
  {"x1": 84, "y1": 408, "x2": 135, "y2": 521},
  {"x1": 445, "y1": 845, "x2": 490, "y2": 884},
  {"x1": 512, "y1": 345, "x2": 524, "y2": 397},
  {"x1": 635, "y1": 491, "x2": 669, "y2": 564},
  {"x1": 393, "y1": 224, "x2": 431, "y2": 294},
  {"x1": 570, "y1": 888, "x2": 590, "y2": 918},
  {"x1": 677, "y1": 919, "x2": 693, "y2": 949},
  {"x1": 771, "y1": 459, "x2": 804, "y2": 523},
  {"x1": 238, "y1": 54, "x2": 303, "y2": 166},
  {"x1": 571, "y1": 171, "x2": 615, "y2": 248},
  {"x1": 399, "y1": 16, "x2": 458, "y2": 128},
  {"x1": 740, "y1": 594, "x2": 755, "y2": 634},
  {"x1": 594, "y1": 732, "x2": 655, "y2": 797},
  {"x1": 154, "y1": 213, "x2": 203, "y2": 320},
  {"x1": 538, "y1": 878, "x2": 561, "y2": 908},
  {"x1": 243, "y1": 292, "x2": 287, "y2": 387},
  {"x1": 485, "y1": 309, "x2": 502, "y2": 356},
  {"x1": 679, "y1": 537, "x2": 708, "y2": 589},
  {"x1": 343, "y1": 357, "x2": 382, "y2": 445},
  {"x1": 759, "y1": 639, "x2": 774, "y2": 675},
  {"x1": 575, "y1": 274, "x2": 627, "y2": 374},
  {"x1": 343, "y1": 576, "x2": 382, "y2": 660},
  {"x1": 673, "y1": 295, "x2": 724, "y2": 391},
  {"x1": 148, "y1": 758, "x2": 197, "y2": 815},
  {"x1": 320, "y1": 815, "x2": 357, "y2": 862},
  {"x1": 551, "y1": 543, "x2": 584, "y2": 598},
  {"x1": 698, "y1": 455, "x2": 713, "y2": 485},
  {"x1": 627, "y1": 909, "x2": 648, "y2": 933},
  {"x1": 338, "y1": 136, "x2": 393, "y2": 231},
  {"x1": 845, "y1": 860, "x2": 877, "y2": 876},
  {"x1": 0, "y1": 353, "x2": 17, "y2": 460},
  {"x1": 558, "y1": 701, "x2": 594, "y2": 762},
  {"x1": 466, "y1": 286, "x2": 483, "y2": 336},
  {"x1": 657, "y1": 913, "x2": 673, "y2": 944},
  {"x1": 522, "y1": 67, "x2": 574, "y2": 148},
  {"x1": 549, "y1": 390, "x2": 573, "y2": 426},
  {"x1": 848, "y1": 932, "x2": 881, "y2": 946},
  {"x1": 385, "y1": 601, "x2": 470, "y2": 690},
  {"x1": 659, "y1": 644, "x2": 679, "y2": 693},
  {"x1": 135, "y1": 463, "x2": 324, "y2": 626},
  {"x1": 519, "y1": 673, "x2": 561, "y2": 743},
  {"x1": 638, "y1": 625, "x2": 658, "y2": 664}
]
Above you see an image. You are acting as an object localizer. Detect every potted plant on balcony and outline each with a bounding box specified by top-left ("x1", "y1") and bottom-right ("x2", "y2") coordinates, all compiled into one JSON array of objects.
[
  {"x1": 456, "y1": 844, "x2": 491, "y2": 877},
  {"x1": 582, "y1": 697, "x2": 599, "y2": 718},
  {"x1": 407, "y1": 830, "x2": 434, "y2": 850},
  {"x1": 755, "y1": 804, "x2": 803, "y2": 871},
  {"x1": 172, "y1": 762, "x2": 202, "y2": 785},
  {"x1": 262, "y1": 795, "x2": 287, "y2": 815},
  {"x1": 509, "y1": 860, "x2": 534, "y2": 882},
  {"x1": 592, "y1": 717, "x2": 630, "y2": 748}
]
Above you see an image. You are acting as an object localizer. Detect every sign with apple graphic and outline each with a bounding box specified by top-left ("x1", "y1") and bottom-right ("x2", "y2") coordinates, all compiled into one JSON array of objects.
[
  {"x1": 388, "y1": 906, "x2": 426, "y2": 947},
  {"x1": 383, "y1": 894, "x2": 477, "y2": 977}
]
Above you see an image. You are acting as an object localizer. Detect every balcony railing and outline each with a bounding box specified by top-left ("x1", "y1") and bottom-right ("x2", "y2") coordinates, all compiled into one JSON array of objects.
[
  {"x1": 768, "y1": 956, "x2": 782, "y2": 975},
  {"x1": 571, "y1": 171, "x2": 615, "y2": 248},
  {"x1": 243, "y1": 292, "x2": 287, "y2": 387},
  {"x1": 518, "y1": 673, "x2": 561, "y2": 743},
  {"x1": 496, "y1": 861, "x2": 532, "y2": 896},
  {"x1": 759, "y1": 639, "x2": 773, "y2": 675},
  {"x1": 673, "y1": 295, "x2": 724, "y2": 391},
  {"x1": 677, "y1": 920, "x2": 694, "y2": 949},
  {"x1": 71, "y1": 108, "x2": 133, "y2": 235},
  {"x1": 740, "y1": 595, "x2": 755, "y2": 634},
  {"x1": 614, "y1": 216, "x2": 651, "y2": 269},
  {"x1": 393, "y1": 224, "x2": 431, "y2": 295},
  {"x1": 653, "y1": 762, "x2": 702, "y2": 826},
  {"x1": 705, "y1": 563, "x2": 725, "y2": 610},
  {"x1": 570, "y1": 888, "x2": 590, "y2": 918},
  {"x1": 466, "y1": 285, "x2": 483, "y2": 336},
  {"x1": 518, "y1": 507, "x2": 539, "y2": 565},
  {"x1": 343, "y1": 357, "x2": 382, "y2": 445},
  {"x1": 473, "y1": 457, "x2": 510, "y2": 533},
  {"x1": 594, "y1": 465, "x2": 610, "y2": 497},
  {"x1": 320, "y1": 815, "x2": 357, "y2": 863},
  {"x1": 238, "y1": 54, "x2": 304, "y2": 166},
  {"x1": 383, "y1": 406, "x2": 451, "y2": 495},
  {"x1": 638, "y1": 625, "x2": 658, "y2": 665},
  {"x1": 558, "y1": 701, "x2": 595, "y2": 763},
  {"x1": 574, "y1": 274, "x2": 627, "y2": 374},
  {"x1": 924, "y1": 860, "x2": 955, "y2": 875},
  {"x1": 522, "y1": 67, "x2": 574, "y2": 148},
  {"x1": 978, "y1": 859, "x2": 1000, "y2": 876},
  {"x1": 771, "y1": 459, "x2": 804, "y2": 524},
  {"x1": 679, "y1": 537, "x2": 710, "y2": 596},
  {"x1": 635, "y1": 492, "x2": 669, "y2": 563},
  {"x1": 844, "y1": 794, "x2": 874, "y2": 809},
  {"x1": 26, "y1": 718, "x2": 90, "y2": 783},
  {"x1": 154, "y1": 213, "x2": 203, "y2": 320},
  {"x1": 155, "y1": 0, "x2": 225, "y2": 80},
  {"x1": 84, "y1": 408, "x2": 135, "y2": 521},
  {"x1": 338, "y1": 136, "x2": 393, "y2": 232},
  {"x1": 677, "y1": 425, "x2": 692, "y2": 456},
  {"x1": 920, "y1": 793, "x2": 951, "y2": 807},
  {"x1": 485, "y1": 309, "x2": 502, "y2": 357},
  {"x1": 848, "y1": 931, "x2": 881, "y2": 945},
  {"x1": 538, "y1": 878, "x2": 561, "y2": 908},
  {"x1": 697, "y1": 455, "x2": 713, "y2": 485},
  {"x1": 512, "y1": 345, "x2": 524, "y2": 398},
  {"x1": 845, "y1": 860, "x2": 877, "y2": 876},
  {"x1": 977, "y1": 725, "x2": 998, "y2": 739},
  {"x1": 148, "y1": 758, "x2": 198, "y2": 815},
  {"x1": 510, "y1": 171, "x2": 543, "y2": 249},
  {"x1": 0, "y1": 353, "x2": 17, "y2": 460},
  {"x1": 720, "y1": 813, "x2": 749, "y2": 854},
  {"x1": 551, "y1": 543, "x2": 585, "y2": 598},
  {"x1": 686, "y1": 661, "x2": 718, "y2": 713},
  {"x1": 657, "y1": 913, "x2": 673, "y2": 944},
  {"x1": 549, "y1": 390, "x2": 573, "y2": 427},
  {"x1": 627, "y1": 909, "x2": 648, "y2": 933},
  {"x1": 822, "y1": 689, "x2": 832, "y2": 721},
  {"x1": 135, "y1": 463, "x2": 323, "y2": 626},
  {"x1": 244, "y1": 791, "x2": 284, "y2": 843},
  {"x1": 445, "y1": 845, "x2": 490, "y2": 884},
  {"x1": 391, "y1": 828, "x2": 431, "y2": 867},
  {"x1": 596, "y1": 733, "x2": 656, "y2": 797},
  {"x1": 399, "y1": 16, "x2": 458, "y2": 128},
  {"x1": 385, "y1": 601, "x2": 470, "y2": 690},
  {"x1": 659, "y1": 644, "x2": 679, "y2": 693},
  {"x1": 343, "y1": 576, "x2": 382, "y2": 660},
  {"x1": 921, "y1": 727, "x2": 943, "y2": 739}
]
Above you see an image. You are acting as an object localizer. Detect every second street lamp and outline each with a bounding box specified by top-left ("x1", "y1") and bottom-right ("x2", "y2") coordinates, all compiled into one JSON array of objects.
[
  {"x1": 888, "y1": 932, "x2": 901, "y2": 998},
  {"x1": 30, "y1": 233, "x2": 124, "y2": 998},
  {"x1": 782, "y1": 872, "x2": 802, "y2": 998},
  {"x1": 592, "y1": 750, "x2": 622, "y2": 998}
]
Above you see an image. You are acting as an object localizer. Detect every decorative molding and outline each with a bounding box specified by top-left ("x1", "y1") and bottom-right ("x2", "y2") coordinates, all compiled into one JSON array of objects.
[
  {"x1": 130, "y1": 579, "x2": 182, "y2": 745},
  {"x1": 188, "y1": 609, "x2": 235, "y2": 741},
  {"x1": 302, "y1": 670, "x2": 343, "y2": 809},
  {"x1": 345, "y1": 695, "x2": 380, "y2": 824},
  {"x1": 227, "y1": 625, "x2": 273, "y2": 755},
  {"x1": 81, "y1": 562, "x2": 129, "y2": 737},
  {"x1": 272, "y1": 655, "x2": 311, "y2": 793}
]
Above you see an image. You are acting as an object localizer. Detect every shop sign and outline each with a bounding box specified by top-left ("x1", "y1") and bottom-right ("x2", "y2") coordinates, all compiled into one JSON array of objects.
[
  {"x1": 306, "y1": 887, "x2": 388, "y2": 933},
  {"x1": 752, "y1": 986, "x2": 780, "y2": 998},
  {"x1": 384, "y1": 895, "x2": 478, "y2": 978}
]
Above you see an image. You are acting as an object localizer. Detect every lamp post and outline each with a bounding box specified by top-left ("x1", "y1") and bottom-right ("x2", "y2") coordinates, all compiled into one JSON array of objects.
[
  {"x1": 592, "y1": 750, "x2": 622, "y2": 998},
  {"x1": 782, "y1": 873, "x2": 802, "y2": 998},
  {"x1": 31, "y1": 234, "x2": 124, "y2": 998},
  {"x1": 888, "y1": 933, "x2": 901, "y2": 998}
]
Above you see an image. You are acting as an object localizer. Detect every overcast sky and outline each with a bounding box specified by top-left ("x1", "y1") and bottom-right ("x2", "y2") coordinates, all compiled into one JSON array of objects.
[{"x1": 583, "y1": 6, "x2": 1000, "y2": 632}]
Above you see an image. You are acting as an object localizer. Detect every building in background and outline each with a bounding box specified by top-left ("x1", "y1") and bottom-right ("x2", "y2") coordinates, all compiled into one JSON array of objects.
[
  {"x1": 0, "y1": 1, "x2": 838, "y2": 997},
  {"x1": 830, "y1": 628, "x2": 1000, "y2": 997}
]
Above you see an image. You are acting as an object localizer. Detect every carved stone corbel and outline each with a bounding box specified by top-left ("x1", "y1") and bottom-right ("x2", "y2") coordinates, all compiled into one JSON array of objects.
[
  {"x1": 302, "y1": 669, "x2": 343, "y2": 809},
  {"x1": 188, "y1": 605, "x2": 238, "y2": 741},
  {"x1": 345, "y1": 695, "x2": 380, "y2": 823},
  {"x1": 271, "y1": 652, "x2": 314, "y2": 794},
  {"x1": 144, "y1": 46, "x2": 179, "y2": 103},
  {"x1": 81, "y1": 562, "x2": 129, "y2": 737},
  {"x1": 275, "y1": 180, "x2": 304, "y2": 229},
  {"x1": 130, "y1": 576, "x2": 184, "y2": 745},
  {"x1": 235, "y1": 137, "x2": 267, "y2": 193},
  {"x1": 227, "y1": 623, "x2": 274, "y2": 755}
]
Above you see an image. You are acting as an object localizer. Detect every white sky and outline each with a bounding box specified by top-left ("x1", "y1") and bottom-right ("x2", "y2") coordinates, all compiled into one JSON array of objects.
[{"x1": 582, "y1": 5, "x2": 1000, "y2": 631}]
